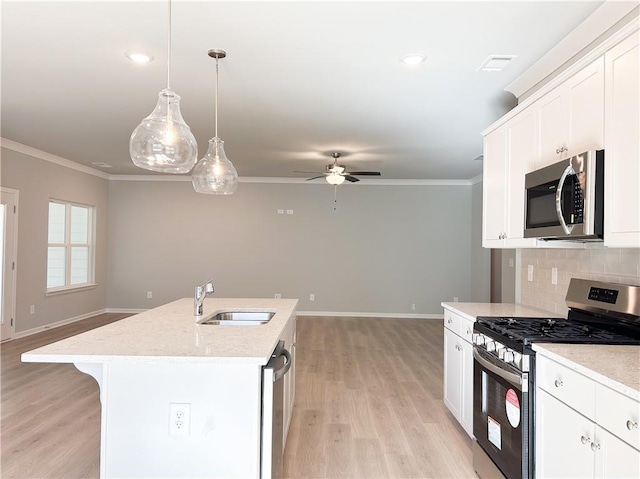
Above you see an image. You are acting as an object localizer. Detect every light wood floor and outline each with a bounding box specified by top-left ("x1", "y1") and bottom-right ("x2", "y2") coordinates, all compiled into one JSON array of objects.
[{"x1": 1, "y1": 314, "x2": 475, "y2": 478}]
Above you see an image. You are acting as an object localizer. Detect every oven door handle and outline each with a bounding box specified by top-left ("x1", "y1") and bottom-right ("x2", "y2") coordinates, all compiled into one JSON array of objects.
[
  {"x1": 473, "y1": 348, "x2": 522, "y2": 388},
  {"x1": 555, "y1": 163, "x2": 575, "y2": 236}
]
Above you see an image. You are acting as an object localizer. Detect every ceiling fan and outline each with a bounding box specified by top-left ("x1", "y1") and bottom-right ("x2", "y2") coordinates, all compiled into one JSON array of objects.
[{"x1": 295, "y1": 152, "x2": 381, "y2": 185}]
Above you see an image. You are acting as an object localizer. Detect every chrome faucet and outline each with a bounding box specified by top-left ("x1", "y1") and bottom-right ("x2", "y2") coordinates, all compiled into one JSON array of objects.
[{"x1": 194, "y1": 280, "x2": 214, "y2": 317}]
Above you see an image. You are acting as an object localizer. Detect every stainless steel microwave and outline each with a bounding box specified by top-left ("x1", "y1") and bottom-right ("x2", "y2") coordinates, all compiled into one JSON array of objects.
[{"x1": 524, "y1": 150, "x2": 604, "y2": 241}]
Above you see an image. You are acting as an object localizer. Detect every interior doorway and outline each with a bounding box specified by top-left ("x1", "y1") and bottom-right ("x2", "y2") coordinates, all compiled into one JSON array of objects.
[{"x1": 1, "y1": 188, "x2": 18, "y2": 341}]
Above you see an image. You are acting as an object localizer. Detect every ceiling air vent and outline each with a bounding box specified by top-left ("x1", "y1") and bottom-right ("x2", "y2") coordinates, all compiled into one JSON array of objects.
[{"x1": 478, "y1": 55, "x2": 517, "y2": 72}]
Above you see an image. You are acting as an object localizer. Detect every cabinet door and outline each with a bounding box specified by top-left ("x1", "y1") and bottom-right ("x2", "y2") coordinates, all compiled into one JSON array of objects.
[
  {"x1": 594, "y1": 427, "x2": 640, "y2": 479},
  {"x1": 505, "y1": 107, "x2": 538, "y2": 247},
  {"x1": 536, "y1": 388, "x2": 595, "y2": 478},
  {"x1": 459, "y1": 339, "x2": 474, "y2": 438},
  {"x1": 604, "y1": 30, "x2": 640, "y2": 247},
  {"x1": 443, "y1": 327, "x2": 462, "y2": 420},
  {"x1": 567, "y1": 57, "x2": 604, "y2": 156},
  {"x1": 536, "y1": 88, "x2": 568, "y2": 168},
  {"x1": 482, "y1": 125, "x2": 507, "y2": 247}
]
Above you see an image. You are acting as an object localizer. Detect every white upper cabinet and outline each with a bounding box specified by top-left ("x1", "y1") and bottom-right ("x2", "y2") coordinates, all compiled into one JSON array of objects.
[
  {"x1": 536, "y1": 57, "x2": 605, "y2": 169},
  {"x1": 482, "y1": 108, "x2": 538, "y2": 248},
  {"x1": 604, "y1": 29, "x2": 640, "y2": 248}
]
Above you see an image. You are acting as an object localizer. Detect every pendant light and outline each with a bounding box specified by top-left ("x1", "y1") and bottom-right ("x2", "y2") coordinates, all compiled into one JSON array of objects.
[
  {"x1": 129, "y1": 0, "x2": 197, "y2": 174},
  {"x1": 192, "y1": 49, "x2": 238, "y2": 194}
]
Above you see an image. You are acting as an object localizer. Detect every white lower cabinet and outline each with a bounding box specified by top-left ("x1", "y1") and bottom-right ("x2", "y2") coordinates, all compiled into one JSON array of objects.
[
  {"x1": 282, "y1": 316, "x2": 297, "y2": 444},
  {"x1": 535, "y1": 355, "x2": 640, "y2": 478},
  {"x1": 443, "y1": 309, "x2": 474, "y2": 437}
]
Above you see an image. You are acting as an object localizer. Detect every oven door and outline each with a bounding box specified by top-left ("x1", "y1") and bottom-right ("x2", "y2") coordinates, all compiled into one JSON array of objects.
[{"x1": 473, "y1": 347, "x2": 531, "y2": 479}]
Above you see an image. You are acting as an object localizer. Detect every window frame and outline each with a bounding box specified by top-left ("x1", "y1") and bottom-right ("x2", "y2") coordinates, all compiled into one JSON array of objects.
[{"x1": 46, "y1": 199, "x2": 96, "y2": 295}]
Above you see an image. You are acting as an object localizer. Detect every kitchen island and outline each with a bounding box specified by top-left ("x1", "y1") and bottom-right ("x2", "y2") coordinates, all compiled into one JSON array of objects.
[{"x1": 22, "y1": 298, "x2": 298, "y2": 479}]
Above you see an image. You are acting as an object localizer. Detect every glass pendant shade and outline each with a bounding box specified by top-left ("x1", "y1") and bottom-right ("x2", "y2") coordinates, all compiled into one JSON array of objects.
[
  {"x1": 130, "y1": 89, "x2": 198, "y2": 173},
  {"x1": 326, "y1": 173, "x2": 345, "y2": 185},
  {"x1": 192, "y1": 137, "x2": 238, "y2": 194}
]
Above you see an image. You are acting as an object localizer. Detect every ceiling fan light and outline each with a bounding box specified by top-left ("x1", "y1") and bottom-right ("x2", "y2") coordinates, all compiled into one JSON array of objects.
[
  {"x1": 192, "y1": 138, "x2": 238, "y2": 194},
  {"x1": 326, "y1": 174, "x2": 345, "y2": 185}
]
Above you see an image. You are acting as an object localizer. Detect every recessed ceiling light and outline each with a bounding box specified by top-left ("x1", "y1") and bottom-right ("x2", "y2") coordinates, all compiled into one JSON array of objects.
[
  {"x1": 401, "y1": 54, "x2": 426, "y2": 65},
  {"x1": 125, "y1": 51, "x2": 153, "y2": 64},
  {"x1": 478, "y1": 55, "x2": 517, "y2": 72}
]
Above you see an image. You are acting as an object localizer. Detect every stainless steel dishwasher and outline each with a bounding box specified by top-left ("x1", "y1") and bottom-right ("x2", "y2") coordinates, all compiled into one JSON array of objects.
[{"x1": 261, "y1": 340, "x2": 292, "y2": 479}]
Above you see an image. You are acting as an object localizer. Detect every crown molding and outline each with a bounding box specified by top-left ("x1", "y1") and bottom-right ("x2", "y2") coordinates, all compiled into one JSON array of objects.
[
  {"x1": 1, "y1": 137, "x2": 111, "y2": 180},
  {"x1": 2, "y1": 138, "x2": 478, "y2": 187}
]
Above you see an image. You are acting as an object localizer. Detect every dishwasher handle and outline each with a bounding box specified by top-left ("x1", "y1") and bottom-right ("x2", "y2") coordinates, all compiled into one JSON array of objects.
[{"x1": 273, "y1": 347, "x2": 291, "y2": 382}]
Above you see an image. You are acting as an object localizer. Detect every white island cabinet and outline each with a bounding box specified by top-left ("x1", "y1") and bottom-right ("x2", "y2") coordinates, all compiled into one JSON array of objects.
[
  {"x1": 534, "y1": 344, "x2": 640, "y2": 479},
  {"x1": 22, "y1": 298, "x2": 298, "y2": 479}
]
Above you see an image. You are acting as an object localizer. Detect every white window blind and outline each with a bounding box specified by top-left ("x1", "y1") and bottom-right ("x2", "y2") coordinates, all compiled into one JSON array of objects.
[{"x1": 47, "y1": 201, "x2": 95, "y2": 291}]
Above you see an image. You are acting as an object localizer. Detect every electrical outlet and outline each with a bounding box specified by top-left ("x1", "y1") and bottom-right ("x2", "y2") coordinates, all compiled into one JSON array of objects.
[
  {"x1": 169, "y1": 403, "x2": 190, "y2": 436},
  {"x1": 453, "y1": 297, "x2": 459, "y2": 302},
  {"x1": 286, "y1": 209, "x2": 293, "y2": 215},
  {"x1": 411, "y1": 303, "x2": 416, "y2": 311},
  {"x1": 274, "y1": 293, "x2": 282, "y2": 299},
  {"x1": 309, "y1": 293, "x2": 315, "y2": 301},
  {"x1": 528, "y1": 264, "x2": 534, "y2": 282},
  {"x1": 277, "y1": 209, "x2": 284, "y2": 215},
  {"x1": 30, "y1": 305, "x2": 35, "y2": 314},
  {"x1": 509, "y1": 258, "x2": 514, "y2": 268},
  {"x1": 552, "y1": 267, "x2": 558, "y2": 285},
  {"x1": 147, "y1": 291, "x2": 153, "y2": 299}
]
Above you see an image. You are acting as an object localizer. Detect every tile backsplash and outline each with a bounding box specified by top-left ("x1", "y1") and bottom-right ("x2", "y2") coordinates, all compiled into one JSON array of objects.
[{"x1": 519, "y1": 248, "x2": 640, "y2": 316}]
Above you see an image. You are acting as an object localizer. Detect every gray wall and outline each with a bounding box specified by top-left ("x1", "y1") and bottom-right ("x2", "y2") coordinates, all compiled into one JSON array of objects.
[
  {"x1": 107, "y1": 179, "x2": 475, "y2": 315},
  {"x1": 470, "y1": 181, "x2": 490, "y2": 302},
  {"x1": 0, "y1": 147, "x2": 109, "y2": 333}
]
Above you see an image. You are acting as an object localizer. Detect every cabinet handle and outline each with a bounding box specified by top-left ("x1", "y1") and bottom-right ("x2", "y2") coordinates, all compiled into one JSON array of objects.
[
  {"x1": 590, "y1": 442, "x2": 601, "y2": 452},
  {"x1": 467, "y1": 328, "x2": 472, "y2": 335},
  {"x1": 447, "y1": 318, "x2": 452, "y2": 324},
  {"x1": 556, "y1": 146, "x2": 568, "y2": 154},
  {"x1": 580, "y1": 435, "x2": 591, "y2": 445},
  {"x1": 554, "y1": 379, "x2": 563, "y2": 388},
  {"x1": 627, "y1": 420, "x2": 639, "y2": 430}
]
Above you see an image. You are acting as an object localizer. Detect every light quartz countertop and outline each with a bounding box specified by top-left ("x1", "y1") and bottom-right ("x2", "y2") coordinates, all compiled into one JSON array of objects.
[
  {"x1": 441, "y1": 302, "x2": 557, "y2": 322},
  {"x1": 22, "y1": 298, "x2": 298, "y2": 366},
  {"x1": 533, "y1": 343, "x2": 640, "y2": 400}
]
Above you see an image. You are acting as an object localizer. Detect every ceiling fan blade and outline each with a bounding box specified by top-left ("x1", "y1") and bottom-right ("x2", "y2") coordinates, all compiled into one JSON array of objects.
[
  {"x1": 294, "y1": 171, "x2": 325, "y2": 174},
  {"x1": 305, "y1": 175, "x2": 327, "y2": 181},
  {"x1": 348, "y1": 171, "x2": 381, "y2": 176},
  {"x1": 344, "y1": 175, "x2": 360, "y2": 182}
]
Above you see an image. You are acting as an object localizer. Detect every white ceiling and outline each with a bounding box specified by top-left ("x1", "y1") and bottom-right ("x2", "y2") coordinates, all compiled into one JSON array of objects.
[{"x1": 1, "y1": 1, "x2": 606, "y2": 180}]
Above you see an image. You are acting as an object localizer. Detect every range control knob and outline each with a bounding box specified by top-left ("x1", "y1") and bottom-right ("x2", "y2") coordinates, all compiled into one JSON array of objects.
[{"x1": 473, "y1": 334, "x2": 486, "y2": 346}]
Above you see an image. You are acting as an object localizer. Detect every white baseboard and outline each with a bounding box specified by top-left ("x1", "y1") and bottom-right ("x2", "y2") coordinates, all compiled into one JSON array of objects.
[
  {"x1": 13, "y1": 308, "x2": 108, "y2": 340},
  {"x1": 9, "y1": 308, "x2": 443, "y2": 341},
  {"x1": 296, "y1": 311, "x2": 443, "y2": 320}
]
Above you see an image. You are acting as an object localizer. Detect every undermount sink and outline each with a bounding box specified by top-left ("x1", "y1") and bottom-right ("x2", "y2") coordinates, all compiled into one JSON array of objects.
[{"x1": 200, "y1": 311, "x2": 275, "y2": 325}]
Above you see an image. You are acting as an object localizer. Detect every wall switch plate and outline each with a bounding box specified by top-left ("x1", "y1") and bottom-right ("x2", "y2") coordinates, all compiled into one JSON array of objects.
[
  {"x1": 274, "y1": 293, "x2": 282, "y2": 299},
  {"x1": 309, "y1": 293, "x2": 315, "y2": 301},
  {"x1": 277, "y1": 209, "x2": 284, "y2": 215},
  {"x1": 147, "y1": 291, "x2": 153, "y2": 299},
  {"x1": 509, "y1": 258, "x2": 514, "y2": 268},
  {"x1": 286, "y1": 209, "x2": 293, "y2": 215},
  {"x1": 551, "y1": 267, "x2": 558, "y2": 285},
  {"x1": 169, "y1": 403, "x2": 190, "y2": 437},
  {"x1": 453, "y1": 297, "x2": 459, "y2": 302},
  {"x1": 527, "y1": 264, "x2": 534, "y2": 282},
  {"x1": 30, "y1": 305, "x2": 35, "y2": 314}
]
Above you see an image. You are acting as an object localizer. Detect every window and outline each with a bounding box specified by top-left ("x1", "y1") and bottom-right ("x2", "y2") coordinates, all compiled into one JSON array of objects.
[{"x1": 47, "y1": 200, "x2": 95, "y2": 291}]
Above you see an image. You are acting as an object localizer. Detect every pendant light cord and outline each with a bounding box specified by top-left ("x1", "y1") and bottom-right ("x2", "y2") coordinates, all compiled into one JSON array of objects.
[
  {"x1": 214, "y1": 57, "x2": 219, "y2": 138},
  {"x1": 167, "y1": 0, "x2": 172, "y2": 90}
]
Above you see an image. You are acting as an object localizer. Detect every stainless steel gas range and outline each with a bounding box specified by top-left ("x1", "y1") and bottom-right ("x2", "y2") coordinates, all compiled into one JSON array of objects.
[{"x1": 471, "y1": 278, "x2": 640, "y2": 479}]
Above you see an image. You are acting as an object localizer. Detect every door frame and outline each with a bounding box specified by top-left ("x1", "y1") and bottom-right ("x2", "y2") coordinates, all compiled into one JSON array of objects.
[{"x1": 1, "y1": 187, "x2": 19, "y2": 341}]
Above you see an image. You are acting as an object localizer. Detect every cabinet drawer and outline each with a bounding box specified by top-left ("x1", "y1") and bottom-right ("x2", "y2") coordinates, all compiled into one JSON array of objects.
[
  {"x1": 537, "y1": 357, "x2": 596, "y2": 419},
  {"x1": 596, "y1": 384, "x2": 640, "y2": 451},
  {"x1": 444, "y1": 309, "x2": 456, "y2": 332},
  {"x1": 460, "y1": 317, "x2": 474, "y2": 343}
]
